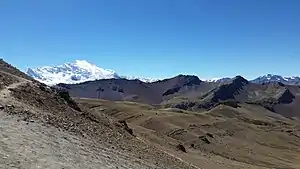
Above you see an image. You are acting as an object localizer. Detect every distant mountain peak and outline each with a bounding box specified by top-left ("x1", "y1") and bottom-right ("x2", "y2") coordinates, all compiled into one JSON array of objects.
[
  {"x1": 251, "y1": 74, "x2": 300, "y2": 85},
  {"x1": 121, "y1": 76, "x2": 159, "y2": 83},
  {"x1": 206, "y1": 77, "x2": 233, "y2": 83},
  {"x1": 26, "y1": 60, "x2": 157, "y2": 85},
  {"x1": 26, "y1": 60, "x2": 119, "y2": 85},
  {"x1": 232, "y1": 75, "x2": 249, "y2": 84},
  {"x1": 25, "y1": 60, "x2": 300, "y2": 86}
]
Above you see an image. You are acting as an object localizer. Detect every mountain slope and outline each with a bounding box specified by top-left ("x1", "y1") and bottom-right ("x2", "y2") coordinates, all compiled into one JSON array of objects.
[
  {"x1": 0, "y1": 59, "x2": 199, "y2": 169},
  {"x1": 59, "y1": 74, "x2": 300, "y2": 117},
  {"x1": 0, "y1": 59, "x2": 33, "y2": 81},
  {"x1": 3, "y1": 59, "x2": 300, "y2": 169},
  {"x1": 58, "y1": 75, "x2": 204, "y2": 104},
  {"x1": 164, "y1": 76, "x2": 300, "y2": 117}
]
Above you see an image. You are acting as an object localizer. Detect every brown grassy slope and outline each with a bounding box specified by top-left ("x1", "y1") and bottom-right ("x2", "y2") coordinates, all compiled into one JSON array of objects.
[
  {"x1": 77, "y1": 98, "x2": 300, "y2": 169},
  {"x1": 8, "y1": 80, "x2": 197, "y2": 169}
]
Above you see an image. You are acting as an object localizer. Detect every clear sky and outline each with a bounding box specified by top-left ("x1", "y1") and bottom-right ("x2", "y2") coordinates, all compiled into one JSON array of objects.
[{"x1": 0, "y1": 0, "x2": 299, "y2": 80}]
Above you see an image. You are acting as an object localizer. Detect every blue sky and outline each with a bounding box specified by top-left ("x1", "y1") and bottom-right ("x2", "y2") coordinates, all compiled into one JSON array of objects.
[{"x1": 0, "y1": 0, "x2": 299, "y2": 80}]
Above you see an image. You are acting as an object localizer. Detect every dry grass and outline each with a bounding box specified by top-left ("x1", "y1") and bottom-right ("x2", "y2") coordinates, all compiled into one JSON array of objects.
[{"x1": 77, "y1": 98, "x2": 300, "y2": 169}]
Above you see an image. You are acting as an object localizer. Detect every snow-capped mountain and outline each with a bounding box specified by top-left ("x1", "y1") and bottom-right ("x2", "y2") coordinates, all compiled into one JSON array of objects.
[
  {"x1": 26, "y1": 60, "x2": 300, "y2": 86},
  {"x1": 122, "y1": 76, "x2": 159, "y2": 83},
  {"x1": 206, "y1": 77, "x2": 232, "y2": 83},
  {"x1": 27, "y1": 60, "x2": 120, "y2": 85},
  {"x1": 206, "y1": 74, "x2": 300, "y2": 85},
  {"x1": 251, "y1": 74, "x2": 300, "y2": 85},
  {"x1": 26, "y1": 60, "x2": 156, "y2": 85}
]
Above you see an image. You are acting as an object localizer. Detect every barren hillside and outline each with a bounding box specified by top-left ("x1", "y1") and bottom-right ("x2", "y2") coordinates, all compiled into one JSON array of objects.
[
  {"x1": 77, "y1": 98, "x2": 300, "y2": 169},
  {"x1": 0, "y1": 60, "x2": 197, "y2": 169},
  {"x1": 2, "y1": 59, "x2": 300, "y2": 169}
]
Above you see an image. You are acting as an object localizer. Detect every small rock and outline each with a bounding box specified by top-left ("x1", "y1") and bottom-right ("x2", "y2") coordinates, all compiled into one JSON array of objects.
[
  {"x1": 206, "y1": 133, "x2": 214, "y2": 138},
  {"x1": 0, "y1": 105, "x2": 4, "y2": 110},
  {"x1": 176, "y1": 144, "x2": 187, "y2": 153},
  {"x1": 7, "y1": 105, "x2": 14, "y2": 108},
  {"x1": 199, "y1": 136, "x2": 211, "y2": 144}
]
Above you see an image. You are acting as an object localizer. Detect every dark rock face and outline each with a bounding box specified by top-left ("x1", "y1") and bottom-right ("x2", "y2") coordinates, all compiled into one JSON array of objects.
[
  {"x1": 277, "y1": 82, "x2": 285, "y2": 87},
  {"x1": 118, "y1": 120, "x2": 134, "y2": 136},
  {"x1": 218, "y1": 99, "x2": 240, "y2": 108},
  {"x1": 57, "y1": 89, "x2": 82, "y2": 112},
  {"x1": 176, "y1": 144, "x2": 187, "y2": 153},
  {"x1": 199, "y1": 136, "x2": 211, "y2": 144},
  {"x1": 163, "y1": 86, "x2": 181, "y2": 96},
  {"x1": 212, "y1": 76, "x2": 249, "y2": 101},
  {"x1": 172, "y1": 101, "x2": 196, "y2": 110},
  {"x1": 278, "y1": 89, "x2": 295, "y2": 104},
  {"x1": 179, "y1": 75, "x2": 202, "y2": 86},
  {"x1": 162, "y1": 75, "x2": 202, "y2": 96},
  {"x1": 71, "y1": 75, "x2": 81, "y2": 81},
  {"x1": 233, "y1": 76, "x2": 249, "y2": 84}
]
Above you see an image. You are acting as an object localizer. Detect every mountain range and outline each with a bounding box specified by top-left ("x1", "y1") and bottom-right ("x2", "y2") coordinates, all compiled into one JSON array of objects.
[
  {"x1": 2, "y1": 58, "x2": 300, "y2": 169},
  {"x1": 26, "y1": 61, "x2": 300, "y2": 118},
  {"x1": 57, "y1": 74, "x2": 300, "y2": 118},
  {"x1": 26, "y1": 60, "x2": 157, "y2": 85},
  {"x1": 26, "y1": 60, "x2": 300, "y2": 86}
]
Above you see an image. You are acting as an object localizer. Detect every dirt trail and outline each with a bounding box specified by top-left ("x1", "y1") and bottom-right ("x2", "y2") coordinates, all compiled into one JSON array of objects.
[
  {"x1": 0, "y1": 81, "x2": 28, "y2": 95},
  {"x1": 0, "y1": 114, "x2": 156, "y2": 169},
  {"x1": 0, "y1": 70, "x2": 31, "y2": 103}
]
